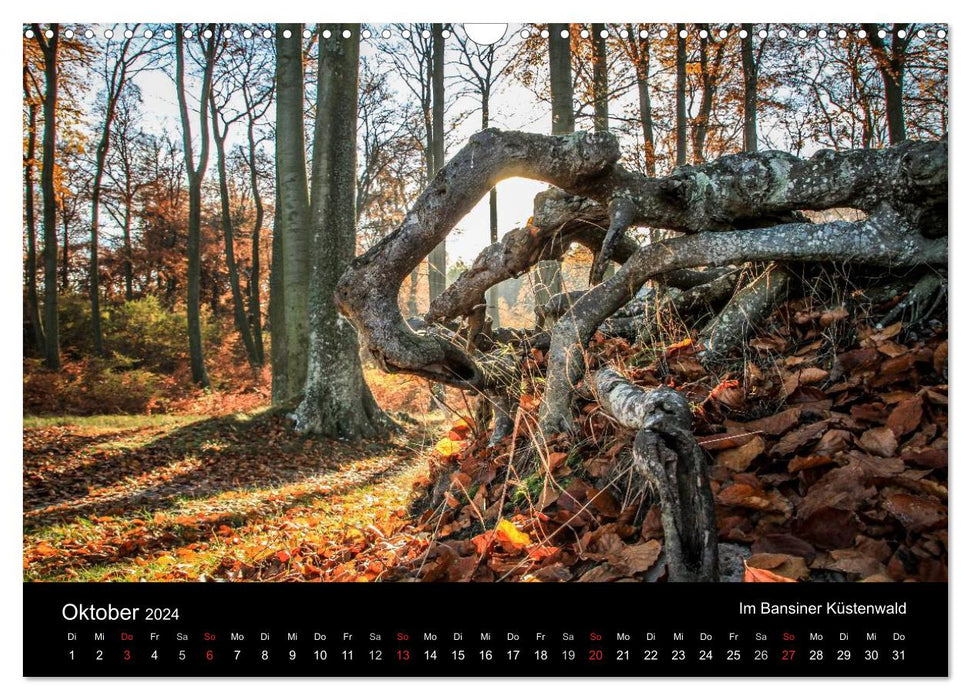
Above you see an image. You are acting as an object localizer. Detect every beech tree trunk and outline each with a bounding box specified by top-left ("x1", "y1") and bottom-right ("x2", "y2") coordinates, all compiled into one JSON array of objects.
[
  {"x1": 23, "y1": 93, "x2": 46, "y2": 354},
  {"x1": 534, "y1": 23, "x2": 571, "y2": 310},
  {"x1": 269, "y1": 179, "x2": 288, "y2": 403},
  {"x1": 274, "y1": 23, "x2": 312, "y2": 401},
  {"x1": 427, "y1": 24, "x2": 448, "y2": 304},
  {"x1": 675, "y1": 24, "x2": 687, "y2": 167},
  {"x1": 211, "y1": 101, "x2": 260, "y2": 367},
  {"x1": 34, "y1": 24, "x2": 61, "y2": 370},
  {"x1": 175, "y1": 24, "x2": 215, "y2": 388},
  {"x1": 864, "y1": 23, "x2": 908, "y2": 145},
  {"x1": 741, "y1": 23, "x2": 758, "y2": 152},
  {"x1": 293, "y1": 25, "x2": 393, "y2": 439}
]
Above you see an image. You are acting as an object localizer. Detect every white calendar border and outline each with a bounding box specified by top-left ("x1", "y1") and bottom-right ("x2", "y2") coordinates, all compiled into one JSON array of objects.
[{"x1": 2, "y1": 0, "x2": 964, "y2": 697}]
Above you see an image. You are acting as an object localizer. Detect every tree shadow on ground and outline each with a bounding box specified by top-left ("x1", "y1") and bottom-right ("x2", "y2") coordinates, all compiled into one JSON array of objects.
[{"x1": 23, "y1": 410, "x2": 402, "y2": 530}]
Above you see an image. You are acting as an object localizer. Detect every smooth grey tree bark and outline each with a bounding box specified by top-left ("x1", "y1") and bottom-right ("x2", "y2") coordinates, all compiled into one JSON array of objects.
[
  {"x1": 427, "y1": 24, "x2": 448, "y2": 305},
  {"x1": 293, "y1": 25, "x2": 393, "y2": 439},
  {"x1": 269, "y1": 178, "x2": 288, "y2": 403},
  {"x1": 273, "y1": 23, "x2": 312, "y2": 401}
]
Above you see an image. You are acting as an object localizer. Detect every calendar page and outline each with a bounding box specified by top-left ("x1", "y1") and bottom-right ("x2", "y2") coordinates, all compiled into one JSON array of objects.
[{"x1": 21, "y1": 20, "x2": 948, "y2": 678}]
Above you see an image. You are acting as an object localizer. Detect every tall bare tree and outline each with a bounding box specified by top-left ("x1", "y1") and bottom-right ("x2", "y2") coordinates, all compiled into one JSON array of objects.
[
  {"x1": 32, "y1": 23, "x2": 61, "y2": 369},
  {"x1": 23, "y1": 63, "x2": 45, "y2": 353},
  {"x1": 534, "y1": 23, "x2": 571, "y2": 309},
  {"x1": 174, "y1": 22, "x2": 216, "y2": 387},
  {"x1": 272, "y1": 23, "x2": 312, "y2": 402},
  {"x1": 863, "y1": 23, "x2": 912, "y2": 145},
  {"x1": 238, "y1": 38, "x2": 274, "y2": 367},
  {"x1": 591, "y1": 24, "x2": 609, "y2": 132},
  {"x1": 89, "y1": 24, "x2": 159, "y2": 354},
  {"x1": 427, "y1": 24, "x2": 448, "y2": 304},
  {"x1": 210, "y1": 32, "x2": 270, "y2": 368},
  {"x1": 691, "y1": 24, "x2": 729, "y2": 164},
  {"x1": 102, "y1": 85, "x2": 154, "y2": 301},
  {"x1": 675, "y1": 23, "x2": 688, "y2": 167},
  {"x1": 294, "y1": 24, "x2": 393, "y2": 438}
]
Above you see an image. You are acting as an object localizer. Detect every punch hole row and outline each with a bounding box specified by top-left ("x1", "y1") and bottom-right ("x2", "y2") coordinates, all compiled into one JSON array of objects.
[{"x1": 24, "y1": 24, "x2": 949, "y2": 43}]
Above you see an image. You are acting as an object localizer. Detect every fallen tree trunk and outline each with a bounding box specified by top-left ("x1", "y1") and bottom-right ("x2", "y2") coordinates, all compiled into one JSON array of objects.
[
  {"x1": 335, "y1": 128, "x2": 946, "y2": 434},
  {"x1": 594, "y1": 368, "x2": 718, "y2": 582}
]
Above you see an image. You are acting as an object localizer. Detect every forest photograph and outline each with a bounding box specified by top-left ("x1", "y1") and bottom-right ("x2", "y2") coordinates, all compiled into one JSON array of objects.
[{"x1": 22, "y1": 23, "x2": 948, "y2": 585}]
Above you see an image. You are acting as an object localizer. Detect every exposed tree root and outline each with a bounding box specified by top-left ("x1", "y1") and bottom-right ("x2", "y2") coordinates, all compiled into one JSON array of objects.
[
  {"x1": 878, "y1": 271, "x2": 948, "y2": 331},
  {"x1": 336, "y1": 128, "x2": 947, "y2": 443},
  {"x1": 698, "y1": 265, "x2": 793, "y2": 363},
  {"x1": 539, "y1": 213, "x2": 946, "y2": 435},
  {"x1": 594, "y1": 368, "x2": 717, "y2": 582}
]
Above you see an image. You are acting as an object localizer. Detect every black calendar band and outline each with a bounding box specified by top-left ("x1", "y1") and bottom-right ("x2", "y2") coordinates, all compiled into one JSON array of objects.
[{"x1": 23, "y1": 582, "x2": 947, "y2": 677}]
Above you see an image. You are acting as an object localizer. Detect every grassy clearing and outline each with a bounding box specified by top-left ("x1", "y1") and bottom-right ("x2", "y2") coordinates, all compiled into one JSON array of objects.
[
  {"x1": 23, "y1": 414, "x2": 203, "y2": 430},
  {"x1": 23, "y1": 409, "x2": 438, "y2": 582}
]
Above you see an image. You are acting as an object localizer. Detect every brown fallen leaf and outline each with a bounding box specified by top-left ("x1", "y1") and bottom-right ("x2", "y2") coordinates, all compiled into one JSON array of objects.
[
  {"x1": 796, "y1": 507, "x2": 862, "y2": 549},
  {"x1": 884, "y1": 493, "x2": 947, "y2": 532},
  {"x1": 715, "y1": 436, "x2": 765, "y2": 472},
  {"x1": 617, "y1": 540, "x2": 662, "y2": 575},
  {"x1": 752, "y1": 533, "x2": 816, "y2": 563},
  {"x1": 743, "y1": 561, "x2": 797, "y2": 583},
  {"x1": 887, "y1": 396, "x2": 924, "y2": 437},
  {"x1": 545, "y1": 451, "x2": 569, "y2": 474},
  {"x1": 769, "y1": 420, "x2": 831, "y2": 457},
  {"x1": 933, "y1": 341, "x2": 947, "y2": 376},
  {"x1": 746, "y1": 552, "x2": 810, "y2": 580},
  {"x1": 858, "y1": 427, "x2": 898, "y2": 458},
  {"x1": 818, "y1": 549, "x2": 885, "y2": 579},
  {"x1": 718, "y1": 483, "x2": 792, "y2": 515},
  {"x1": 787, "y1": 454, "x2": 835, "y2": 473}
]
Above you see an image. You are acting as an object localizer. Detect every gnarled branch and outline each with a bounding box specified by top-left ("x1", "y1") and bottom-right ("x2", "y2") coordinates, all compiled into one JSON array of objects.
[{"x1": 595, "y1": 368, "x2": 718, "y2": 582}]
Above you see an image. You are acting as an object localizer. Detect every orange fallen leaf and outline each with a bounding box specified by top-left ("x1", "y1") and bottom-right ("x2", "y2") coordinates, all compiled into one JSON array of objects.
[
  {"x1": 34, "y1": 542, "x2": 59, "y2": 557},
  {"x1": 434, "y1": 437, "x2": 464, "y2": 459},
  {"x1": 495, "y1": 519, "x2": 531, "y2": 551},
  {"x1": 743, "y1": 562, "x2": 797, "y2": 583}
]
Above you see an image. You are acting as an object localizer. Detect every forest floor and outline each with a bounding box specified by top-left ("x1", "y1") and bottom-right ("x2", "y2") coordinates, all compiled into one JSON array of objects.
[
  {"x1": 24, "y1": 294, "x2": 949, "y2": 584},
  {"x1": 22, "y1": 371, "x2": 446, "y2": 582}
]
